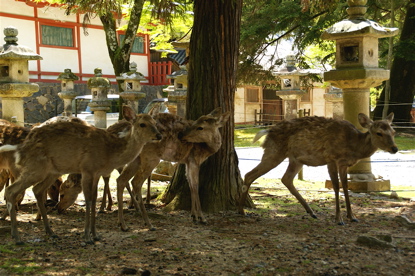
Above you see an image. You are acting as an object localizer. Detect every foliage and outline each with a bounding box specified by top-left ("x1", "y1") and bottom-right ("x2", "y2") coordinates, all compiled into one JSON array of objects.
[
  {"x1": 238, "y1": 0, "x2": 346, "y2": 86},
  {"x1": 120, "y1": 1, "x2": 193, "y2": 53},
  {"x1": 238, "y1": 0, "x2": 411, "y2": 88}
]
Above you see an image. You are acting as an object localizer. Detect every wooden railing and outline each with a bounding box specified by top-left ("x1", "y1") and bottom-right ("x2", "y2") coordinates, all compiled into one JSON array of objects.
[{"x1": 149, "y1": 61, "x2": 172, "y2": 85}]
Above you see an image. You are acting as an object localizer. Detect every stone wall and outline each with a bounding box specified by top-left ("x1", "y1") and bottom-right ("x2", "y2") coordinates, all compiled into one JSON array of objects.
[{"x1": 0, "y1": 82, "x2": 165, "y2": 126}]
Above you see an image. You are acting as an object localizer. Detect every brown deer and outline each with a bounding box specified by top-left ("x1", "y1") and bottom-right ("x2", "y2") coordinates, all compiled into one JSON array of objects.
[
  {"x1": 56, "y1": 108, "x2": 230, "y2": 231},
  {"x1": 0, "y1": 106, "x2": 162, "y2": 245},
  {"x1": 0, "y1": 117, "x2": 84, "y2": 215},
  {"x1": 116, "y1": 107, "x2": 230, "y2": 231},
  {"x1": 238, "y1": 113, "x2": 398, "y2": 225}
]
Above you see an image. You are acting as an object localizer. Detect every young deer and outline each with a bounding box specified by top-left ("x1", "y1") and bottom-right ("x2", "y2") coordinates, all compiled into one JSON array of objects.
[
  {"x1": 238, "y1": 113, "x2": 398, "y2": 225},
  {"x1": 0, "y1": 106, "x2": 161, "y2": 245},
  {"x1": 0, "y1": 117, "x2": 85, "y2": 215},
  {"x1": 115, "y1": 107, "x2": 230, "y2": 230}
]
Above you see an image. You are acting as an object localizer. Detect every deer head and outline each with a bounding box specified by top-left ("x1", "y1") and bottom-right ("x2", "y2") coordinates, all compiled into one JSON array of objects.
[
  {"x1": 358, "y1": 113, "x2": 398, "y2": 154},
  {"x1": 179, "y1": 107, "x2": 230, "y2": 144}
]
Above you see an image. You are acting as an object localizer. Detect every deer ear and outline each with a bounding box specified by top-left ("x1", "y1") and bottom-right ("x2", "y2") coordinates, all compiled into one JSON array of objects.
[
  {"x1": 123, "y1": 105, "x2": 137, "y2": 122},
  {"x1": 217, "y1": 112, "x2": 231, "y2": 127},
  {"x1": 385, "y1": 112, "x2": 394, "y2": 124},
  {"x1": 209, "y1": 107, "x2": 223, "y2": 117},
  {"x1": 358, "y1": 113, "x2": 373, "y2": 128}
]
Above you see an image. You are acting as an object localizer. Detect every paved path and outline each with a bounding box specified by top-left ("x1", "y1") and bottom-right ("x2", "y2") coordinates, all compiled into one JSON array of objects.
[{"x1": 236, "y1": 147, "x2": 415, "y2": 188}]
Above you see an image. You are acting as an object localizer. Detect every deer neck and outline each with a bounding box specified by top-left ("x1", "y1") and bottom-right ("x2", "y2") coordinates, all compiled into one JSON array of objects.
[
  {"x1": 204, "y1": 134, "x2": 222, "y2": 155},
  {"x1": 356, "y1": 132, "x2": 378, "y2": 159},
  {"x1": 114, "y1": 129, "x2": 146, "y2": 165}
]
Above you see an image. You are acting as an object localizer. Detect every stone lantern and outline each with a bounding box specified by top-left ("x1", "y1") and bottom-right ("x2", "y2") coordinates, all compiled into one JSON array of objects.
[
  {"x1": 87, "y1": 68, "x2": 111, "y2": 128},
  {"x1": 0, "y1": 26, "x2": 42, "y2": 126},
  {"x1": 165, "y1": 66, "x2": 188, "y2": 117},
  {"x1": 322, "y1": 0, "x2": 399, "y2": 191},
  {"x1": 57, "y1": 68, "x2": 79, "y2": 117},
  {"x1": 324, "y1": 87, "x2": 344, "y2": 120},
  {"x1": 273, "y1": 55, "x2": 307, "y2": 119},
  {"x1": 116, "y1": 62, "x2": 146, "y2": 113}
]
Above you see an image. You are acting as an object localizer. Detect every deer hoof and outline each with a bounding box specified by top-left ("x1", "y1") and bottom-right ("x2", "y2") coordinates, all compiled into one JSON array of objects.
[
  {"x1": 311, "y1": 214, "x2": 318, "y2": 219},
  {"x1": 351, "y1": 218, "x2": 359, "y2": 223},
  {"x1": 149, "y1": 227, "x2": 156, "y2": 231},
  {"x1": 337, "y1": 221, "x2": 345, "y2": 226},
  {"x1": 15, "y1": 241, "x2": 25, "y2": 246}
]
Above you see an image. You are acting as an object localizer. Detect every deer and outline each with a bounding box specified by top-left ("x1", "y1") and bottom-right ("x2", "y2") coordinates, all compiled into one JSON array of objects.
[
  {"x1": 115, "y1": 107, "x2": 230, "y2": 231},
  {"x1": 0, "y1": 106, "x2": 162, "y2": 245},
  {"x1": 238, "y1": 113, "x2": 398, "y2": 225},
  {"x1": 56, "y1": 108, "x2": 230, "y2": 231},
  {"x1": 0, "y1": 117, "x2": 85, "y2": 216}
]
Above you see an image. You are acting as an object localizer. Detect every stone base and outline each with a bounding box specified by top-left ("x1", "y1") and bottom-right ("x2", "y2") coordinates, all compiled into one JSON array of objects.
[{"x1": 325, "y1": 179, "x2": 391, "y2": 192}]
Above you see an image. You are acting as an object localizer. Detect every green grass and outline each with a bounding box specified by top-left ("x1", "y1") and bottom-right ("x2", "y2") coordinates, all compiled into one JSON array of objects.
[
  {"x1": 395, "y1": 136, "x2": 415, "y2": 151},
  {"x1": 234, "y1": 126, "x2": 415, "y2": 151},
  {"x1": 234, "y1": 126, "x2": 266, "y2": 147}
]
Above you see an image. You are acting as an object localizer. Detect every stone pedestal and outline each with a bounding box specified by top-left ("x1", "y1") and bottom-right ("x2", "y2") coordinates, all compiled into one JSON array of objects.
[{"x1": 275, "y1": 91, "x2": 305, "y2": 120}]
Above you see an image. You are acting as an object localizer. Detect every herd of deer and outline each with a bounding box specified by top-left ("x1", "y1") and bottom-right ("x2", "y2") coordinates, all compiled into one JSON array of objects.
[{"x1": 0, "y1": 104, "x2": 398, "y2": 245}]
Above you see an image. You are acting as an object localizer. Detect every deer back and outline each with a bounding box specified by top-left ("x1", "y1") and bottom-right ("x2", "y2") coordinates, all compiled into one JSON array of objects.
[
  {"x1": 16, "y1": 106, "x2": 161, "y2": 176},
  {"x1": 261, "y1": 115, "x2": 396, "y2": 167},
  {"x1": 0, "y1": 120, "x2": 30, "y2": 145}
]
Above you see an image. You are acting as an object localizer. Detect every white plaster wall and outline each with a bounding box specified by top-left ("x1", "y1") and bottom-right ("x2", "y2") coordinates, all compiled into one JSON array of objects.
[
  {"x1": 80, "y1": 28, "x2": 113, "y2": 75},
  {"x1": 0, "y1": 18, "x2": 39, "y2": 72},
  {"x1": 245, "y1": 104, "x2": 260, "y2": 123},
  {"x1": 0, "y1": 18, "x2": 37, "y2": 51},
  {"x1": 37, "y1": 6, "x2": 77, "y2": 22},
  {"x1": 0, "y1": 0, "x2": 34, "y2": 16},
  {"x1": 39, "y1": 48, "x2": 79, "y2": 74},
  {"x1": 234, "y1": 87, "x2": 245, "y2": 123}
]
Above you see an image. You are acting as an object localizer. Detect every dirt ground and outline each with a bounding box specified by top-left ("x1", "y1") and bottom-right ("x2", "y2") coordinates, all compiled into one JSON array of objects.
[{"x1": 0, "y1": 178, "x2": 414, "y2": 276}]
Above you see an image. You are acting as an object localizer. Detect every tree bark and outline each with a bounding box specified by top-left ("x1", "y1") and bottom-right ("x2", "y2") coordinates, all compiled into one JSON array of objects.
[
  {"x1": 373, "y1": 0, "x2": 415, "y2": 125},
  {"x1": 161, "y1": 0, "x2": 254, "y2": 213}
]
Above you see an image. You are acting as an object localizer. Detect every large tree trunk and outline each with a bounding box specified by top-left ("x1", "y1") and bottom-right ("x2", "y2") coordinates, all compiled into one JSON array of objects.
[
  {"x1": 373, "y1": 0, "x2": 415, "y2": 125},
  {"x1": 161, "y1": 0, "x2": 253, "y2": 213}
]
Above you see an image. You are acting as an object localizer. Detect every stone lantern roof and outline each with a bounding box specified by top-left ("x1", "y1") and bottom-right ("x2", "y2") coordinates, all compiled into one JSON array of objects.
[
  {"x1": 0, "y1": 26, "x2": 42, "y2": 60},
  {"x1": 57, "y1": 68, "x2": 79, "y2": 81},
  {"x1": 88, "y1": 68, "x2": 111, "y2": 88},
  {"x1": 321, "y1": 0, "x2": 398, "y2": 40},
  {"x1": 275, "y1": 55, "x2": 321, "y2": 76},
  {"x1": 116, "y1": 62, "x2": 146, "y2": 82}
]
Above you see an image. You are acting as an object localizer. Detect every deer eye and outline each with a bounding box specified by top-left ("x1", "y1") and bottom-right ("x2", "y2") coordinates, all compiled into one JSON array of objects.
[
  {"x1": 197, "y1": 127, "x2": 203, "y2": 131},
  {"x1": 376, "y1": 133, "x2": 383, "y2": 137},
  {"x1": 140, "y1": 123, "x2": 146, "y2": 128}
]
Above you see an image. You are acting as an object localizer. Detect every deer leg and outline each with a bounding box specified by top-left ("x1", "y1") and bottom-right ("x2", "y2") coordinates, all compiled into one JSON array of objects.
[
  {"x1": 81, "y1": 173, "x2": 100, "y2": 244},
  {"x1": 185, "y1": 161, "x2": 205, "y2": 224},
  {"x1": 239, "y1": 154, "x2": 285, "y2": 215},
  {"x1": 117, "y1": 158, "x2": 141, "y2": 232},
  {"x1": 339, "y1": 165, "x2": 358, "y2": 223},
  {"x1": 129, "y1": 164, "x2": 157, "y2": 231},
  {"x1": 5, "y1": 172, "x2": 46, "y2": 245},
  {"x1": 146, "y1": 176, "x2": 151, "y2": 205},
  {"x1": 99, "y1": 175, "x2": 112, "y2": 213},
  {"x1": 281, "y1": 160, "x2": 316, "y2": 218},
  {"x1": 327, "y1": 163, "x2": 344, "y2": 225},
  {"x1": 32, "y1": 175, "x2": 60, "y2": 238}
]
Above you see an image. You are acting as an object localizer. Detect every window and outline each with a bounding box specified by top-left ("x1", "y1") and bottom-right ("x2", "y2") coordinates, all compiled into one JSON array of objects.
[
  {"x1": 119, "y1": 34, "x2": 145, "y2": 54},
  {"x1": 246, "y1": 88, "x2": 259, "y2": 103},
  {"x1": 41, "y1": 25, "x2": 74, "y2": 47}
]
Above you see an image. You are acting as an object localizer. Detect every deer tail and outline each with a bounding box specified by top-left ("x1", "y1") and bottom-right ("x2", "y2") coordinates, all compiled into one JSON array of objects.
[
  {"x1": 0, "y1": 144, "x2": 17, "y2": 153},
  {"x1": 253, "y1": 129, "x2": 269, "y2": 143}
]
